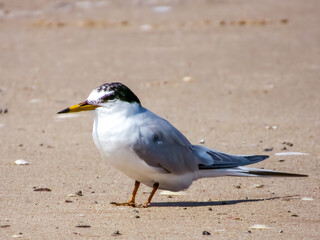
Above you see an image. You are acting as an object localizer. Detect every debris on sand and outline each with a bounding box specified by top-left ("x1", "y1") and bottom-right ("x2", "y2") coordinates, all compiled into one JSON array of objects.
[
  {"x1": 282, "y1": 141, "x2": 293, "y2": 147},
  {"x1": 67, "y1": 191, "x2": 83, "y2": 197},
  {"x1": 33, "y1": 187, "x2": 51, "y2": 192},
  {"x1": 301, "y1": 197, "x2": 314, "y2": 201},
  {"x1": 265, "y1": 125, "x2": 277, "y2": 130},
  {"x1": 250, "y1": 224, "x2": 275, "y2": 230},
  {"x1": 152, "y1": 6, "x2": 172, "y2": 13},
  {"x1": 12, "y1": 233, "x2": 23, "y2": 238},
  {"x1": 263, "y1": 147, "x2": 273, "y2": 152},
  {"x1": 182, "y1": 76, "x2": 195, "y2": 83},
  {"x1": 275, "y1": 152, "x2": 309, "y2": 156},
  {"x1": 0, "y1": 108, "x2": 8, "y2": 114},
  {"x1": 111, "y1": 230, "x2": 122, "y2": 236},
  {"x1": 0, "y1": 224, "x2": 10, "y2": 228},
  {"x1": 140, "y1": 24, "x2": 153, "y2": 31},
  {"x1": 160, "y1": 190, "x2": 186, "y2": 196},
  {"x1": 14, "y1": 159, "x2": 29, "y2": 165},
  {"x1": 75, "y1": 224, "x2": 91, "y2": 228},
  {"x1": 202, "y1": 230, "x2": 211, "y2": 235}
]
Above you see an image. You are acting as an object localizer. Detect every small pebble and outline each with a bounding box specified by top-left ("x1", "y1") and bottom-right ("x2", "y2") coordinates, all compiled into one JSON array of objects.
[
  {"x1": 199, "y1": 139, "x2": 205, "y2": 144},
  {"x1": 15, "y1": 159, "x2": 29, "y2": 165},
  {"x1": 263, "y1": 147, "x2": 273, "y2": 152},
  {"x1": 252, "y1": 184, "x2": 264, "y2": 188},
  {"x1": 76, "y1": 191, "x2": 83, "y2": 196},
  {"x1": 279, "y1": 230, "x2": 283, "y2": 233},
  {"x1": 202, "y1": 230, "x2": 211, "y2": 235},
  {"x1": 182, "y1": 76, "x2": 195, "y2": 83},
  {"x1": 132, "y1": 209, "x2": 139, "y2": 213},
  {"x1": 67, "y1": 194, "x2": 77, "y2": 197},
  {"x1": 291, "y1": 214, "x2": 299, "y2": 217},
  {"x1": 278, "y1": 159, "x2": 285, "y2": 162},
  {"x1": 208, "y1": 207, "x2": 212, "y2": 211}
]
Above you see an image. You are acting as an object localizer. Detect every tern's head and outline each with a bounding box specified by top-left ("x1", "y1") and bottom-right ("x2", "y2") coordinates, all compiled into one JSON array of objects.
[{"x1": 57, "y1": 82, "x2": 140, "y2": 114}]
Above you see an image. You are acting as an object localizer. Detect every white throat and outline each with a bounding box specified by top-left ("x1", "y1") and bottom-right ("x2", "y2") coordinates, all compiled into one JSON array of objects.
[{"x1": 95, "y1": 100, "x2": 141, "y2": 118}]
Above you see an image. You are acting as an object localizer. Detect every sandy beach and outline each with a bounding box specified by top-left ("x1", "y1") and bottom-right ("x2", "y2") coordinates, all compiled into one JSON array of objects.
[{"x1": 1, "y1": 0, "x2": 319, "y2": 239}]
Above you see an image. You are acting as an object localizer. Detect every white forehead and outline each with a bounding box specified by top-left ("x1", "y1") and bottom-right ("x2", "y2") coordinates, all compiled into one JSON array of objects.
[{"x1": 87, "y1": 88, "x2": 113, "y2": 102}]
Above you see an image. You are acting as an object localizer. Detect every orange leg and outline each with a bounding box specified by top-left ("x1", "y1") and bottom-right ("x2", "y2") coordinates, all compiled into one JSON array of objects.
[
  {"x1": 111, "y1": 181, "x2": 140, "y2": 207},
  {"x1": 143, "y1": 182, "x2": 159, "y2": 208}
]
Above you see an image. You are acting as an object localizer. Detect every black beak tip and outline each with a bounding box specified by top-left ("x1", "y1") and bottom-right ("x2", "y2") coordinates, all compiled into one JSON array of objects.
[{"x1": 57, "y1": 108, "x2": 70, "y2": 114}]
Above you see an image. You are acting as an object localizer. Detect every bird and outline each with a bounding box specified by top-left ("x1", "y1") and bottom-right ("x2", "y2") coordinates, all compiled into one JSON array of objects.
[{"x1": 58, "y1": 82, "x2": 308, "y2": 207}]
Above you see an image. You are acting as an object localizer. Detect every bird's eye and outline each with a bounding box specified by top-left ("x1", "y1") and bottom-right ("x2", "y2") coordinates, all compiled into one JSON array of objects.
[
  {"x1": 107, "y1": 93, "x2": 116, "y2": 101},
  {"x1": 101, "y1": 93, "x2": 116, "y2": 102}
]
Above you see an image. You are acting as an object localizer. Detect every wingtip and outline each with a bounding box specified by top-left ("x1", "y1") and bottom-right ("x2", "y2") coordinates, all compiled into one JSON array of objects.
[{"x1": 247, "y1": 170, "x2": 308, "y2": 177}]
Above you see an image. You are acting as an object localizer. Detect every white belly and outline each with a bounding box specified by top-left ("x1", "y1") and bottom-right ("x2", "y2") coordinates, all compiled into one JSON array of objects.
[{"x1": 92, "y1": 107, "x2": 195, "y2": 191}]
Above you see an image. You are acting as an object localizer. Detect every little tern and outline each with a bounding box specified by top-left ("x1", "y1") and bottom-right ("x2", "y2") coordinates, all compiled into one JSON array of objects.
[{"x1": 58, "y1": 82, "x2": 307, "y2": 207}]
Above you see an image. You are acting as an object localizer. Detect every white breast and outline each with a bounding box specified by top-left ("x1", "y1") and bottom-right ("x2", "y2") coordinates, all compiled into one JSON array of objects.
[{"x1": 91, "y1": 102, "x2": 195, "y2": 191}]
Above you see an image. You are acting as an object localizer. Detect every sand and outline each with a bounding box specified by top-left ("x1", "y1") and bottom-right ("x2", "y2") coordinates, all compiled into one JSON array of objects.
[{"x1": 1, "y1": 0, "x2": 319, "y2": 239}]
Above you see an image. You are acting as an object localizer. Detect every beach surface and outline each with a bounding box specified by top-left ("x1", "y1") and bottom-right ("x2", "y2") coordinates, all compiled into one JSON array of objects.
[{"x1": 1, "y1": 0, "x2": 319, "y2": 239}]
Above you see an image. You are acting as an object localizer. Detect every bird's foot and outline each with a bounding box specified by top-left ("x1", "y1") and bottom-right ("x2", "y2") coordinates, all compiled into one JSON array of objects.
[
  {"x1": 110, "y1": 201, "x2": 137, "y2": 207},
  {"x1": 142, "y1": 202, "x2": 151, "y2": 208}
]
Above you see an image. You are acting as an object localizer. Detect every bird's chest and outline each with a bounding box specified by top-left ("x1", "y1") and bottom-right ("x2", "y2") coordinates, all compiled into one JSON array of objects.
[
  {"x1": 91, "y1": 112, "x2": 159, "y2": 185},
  {"x1": 92, "y1": 113, "x2": 137, "y2": 156}
]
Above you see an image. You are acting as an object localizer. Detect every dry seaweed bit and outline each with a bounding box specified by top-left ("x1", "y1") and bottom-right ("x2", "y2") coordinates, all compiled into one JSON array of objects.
[
  {"x1": 111, "y1": 230, "x2": 122, "y2": 236},
  {"x1": 34, "y1": 187, "x2": 51, "y2": 192},
  {"x1": 0, "y1": 224, "x2": 10, "y2": 228},
  {"x1": 75, "y1": 224, "x2": 91, "y2": 228},
  {"x1": 282, "y1": 142, "x2": 293, "y2": 146}
]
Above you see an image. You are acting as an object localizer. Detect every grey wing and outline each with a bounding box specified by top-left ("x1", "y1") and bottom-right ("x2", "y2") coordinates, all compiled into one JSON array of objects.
[
  {"x1": 192, "y1": 145, "x2": 269, "y2": 169},
  {"x1": 131, "y1": 117, "x2": 198, "y2": 174}
]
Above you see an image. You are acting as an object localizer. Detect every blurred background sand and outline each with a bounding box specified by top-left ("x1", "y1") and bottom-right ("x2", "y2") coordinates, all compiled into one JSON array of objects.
[{"x1": 0, "y1": 0, "x2": 319, "y2": 239}]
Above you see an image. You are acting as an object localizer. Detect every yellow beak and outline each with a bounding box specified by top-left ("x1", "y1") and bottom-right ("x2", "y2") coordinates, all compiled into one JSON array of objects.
[{"x1": 57, "y1": 101, "x2": 98, "y2": 114}]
